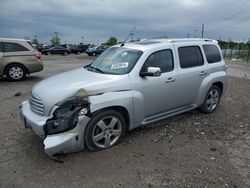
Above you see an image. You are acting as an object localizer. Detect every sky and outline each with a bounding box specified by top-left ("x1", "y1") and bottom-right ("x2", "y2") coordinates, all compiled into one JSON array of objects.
[{"x1": 0, "y1": 0, "x2": 250, "y2": 44}]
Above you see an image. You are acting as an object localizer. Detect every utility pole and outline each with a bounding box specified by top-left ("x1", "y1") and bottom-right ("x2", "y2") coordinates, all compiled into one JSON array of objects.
[
  {"x1": 54, "y1": 32, "x2": 59, "y2": 46},
  {"x1": 201, "y1": 24, "x2": 204, "y2": 38},
  {"x1": 81, "y1": 36, "x2": 84, "y2": 44},
  {"x1": 187, "y1": 32, "x2": 190, "y2": 38}
]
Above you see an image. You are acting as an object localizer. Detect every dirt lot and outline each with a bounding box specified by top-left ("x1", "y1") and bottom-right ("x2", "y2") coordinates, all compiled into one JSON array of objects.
[{"x1": 0, "y1": 55, "x2": 250, "y2": 188}]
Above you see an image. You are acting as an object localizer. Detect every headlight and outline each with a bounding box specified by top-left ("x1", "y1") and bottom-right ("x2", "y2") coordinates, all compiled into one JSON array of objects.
[{"x1": 44, "y1": 89, "x2": 90, "y2": 135}]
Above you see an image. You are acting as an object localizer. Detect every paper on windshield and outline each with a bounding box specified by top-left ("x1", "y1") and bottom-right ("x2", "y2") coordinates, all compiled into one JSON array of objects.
[{"x1": 111, "y1": 62, "x2": 129, "y2": 69}]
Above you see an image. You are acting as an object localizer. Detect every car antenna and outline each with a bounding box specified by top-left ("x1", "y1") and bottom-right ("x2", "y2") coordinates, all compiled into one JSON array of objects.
[{"x1": 120, "y1": 27, "x2": 136, "y2": 47}]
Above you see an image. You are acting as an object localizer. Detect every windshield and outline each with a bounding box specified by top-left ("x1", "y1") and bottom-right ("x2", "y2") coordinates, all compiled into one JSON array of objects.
[{"x1": 86, "y1": 47, "x2": 143, "y2": 75}]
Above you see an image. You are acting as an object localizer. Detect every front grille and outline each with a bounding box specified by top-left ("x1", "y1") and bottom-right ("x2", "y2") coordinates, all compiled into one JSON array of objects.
[{"x1": 29, "y1": 92, "x2": 44, "y2": 115}]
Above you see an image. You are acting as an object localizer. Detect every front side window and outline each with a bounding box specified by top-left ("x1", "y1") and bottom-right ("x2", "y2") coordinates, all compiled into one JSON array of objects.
[
  {"x1": 3, "y1": 42, "x2": 29, "y2": 52},
  {"x1": 203, "y1": 45, "x2": 221, "y2": 63},
  {"x1": 86, "y1": 47, "x2": 143, "y2": 75},
  {"x1": 178, "y1": 46, "x2": 204, "y2": 68},
  {"x1": 141, "y1": 49, "x2": 174, "y2": 73}
]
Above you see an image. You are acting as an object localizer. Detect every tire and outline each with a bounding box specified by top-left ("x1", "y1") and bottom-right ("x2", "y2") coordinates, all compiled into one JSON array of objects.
[
  {"x1": 92, "y1": 52, "x2": 96, "y2": 56},
  {"x1": 77, "y1": 51, "x2": 81, "y2": 55},
  {"x1": 84, "y1": 109, "x2": 126, "y2": 151},
  {"x1": 64, "y1": 51, "x2": 68, "y2": 55},
  {"x1": 6, "y1": 64, "x2": 26, "y2": 81},
  {"x1": 47, "y1": 52, "x2": 51, "y2": 55},
  {"x1": 198, "y1": 85, "x2": 221, "y2": 113}
]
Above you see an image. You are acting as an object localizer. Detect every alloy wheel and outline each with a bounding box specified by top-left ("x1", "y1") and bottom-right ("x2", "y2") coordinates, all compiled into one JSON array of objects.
[
  {"x1": 206, "y1": 89, "x2": 220, "y2": 111},
  {"x1": 92, "y1": 116, "x2": 122, "y2": 148}
]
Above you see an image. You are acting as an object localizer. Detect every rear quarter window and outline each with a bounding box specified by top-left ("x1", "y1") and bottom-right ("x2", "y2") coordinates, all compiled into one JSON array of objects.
[
  {"x1": 178, "y1": 46, "x2": 204, "y2": 68},
  {"x1": 203, "y1": 45, "x2": 222, "y2": 63},
  {"x1": 3, "y1": 42, "x2": 29, "y2": 52}
]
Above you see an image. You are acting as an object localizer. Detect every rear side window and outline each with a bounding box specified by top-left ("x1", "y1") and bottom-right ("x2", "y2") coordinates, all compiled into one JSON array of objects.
[
  {"x1": 203, "y1": 45, "x2": 221, "y2": 63},
  {"x1": 3, "y1": 42, "x2": 29, "y2": 52},
  {"x1": 142, "y1": 49, "x2": 174, "y2": 73},
  {"x1": 178, "y1": 46, "x2": 204, "y2": 68}
]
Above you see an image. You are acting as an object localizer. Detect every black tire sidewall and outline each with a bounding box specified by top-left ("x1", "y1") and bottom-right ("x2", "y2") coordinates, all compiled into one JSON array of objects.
[{"x1": 84, "y1": 109, "x2": 126, "y2": 151}]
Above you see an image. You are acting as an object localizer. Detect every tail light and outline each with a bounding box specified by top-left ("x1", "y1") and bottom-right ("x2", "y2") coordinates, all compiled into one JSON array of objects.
[{"x1": 35, "y1": 54, "x2": 42, "y2": 61}]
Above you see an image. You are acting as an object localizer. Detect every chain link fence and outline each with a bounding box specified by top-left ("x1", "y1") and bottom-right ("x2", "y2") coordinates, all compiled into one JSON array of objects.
[
  {"x1": 219, "y1": 41, "x2": 250, "y2": 62},
  {"x1": 221, "y1": 48, "x2": 250, "y2": 62}
]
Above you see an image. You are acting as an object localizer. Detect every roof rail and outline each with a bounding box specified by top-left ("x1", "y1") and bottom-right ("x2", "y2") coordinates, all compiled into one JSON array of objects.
[{"x1": 168, "y1": 38, "x2": 218, "y2": 43}]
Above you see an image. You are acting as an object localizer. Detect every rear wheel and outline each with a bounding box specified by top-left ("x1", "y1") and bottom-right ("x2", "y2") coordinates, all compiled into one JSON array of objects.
[
  {"x1": 64, "y1": 51, "x2": 68, "y2": 55},
  {"x1": 6, "y1": 64, "x2": 26, "y2": 81},
  {"x1": 199, "y1": 85, "x2": 221, "y2": 113},
  {"x1": 84, "y1": 110, "x2": 126, "y2": 151}
]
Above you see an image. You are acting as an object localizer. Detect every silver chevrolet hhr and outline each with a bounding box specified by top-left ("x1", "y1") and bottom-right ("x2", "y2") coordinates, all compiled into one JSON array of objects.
[{"x1": 20, "y1": 38, "x2": 227, "y2": 158}]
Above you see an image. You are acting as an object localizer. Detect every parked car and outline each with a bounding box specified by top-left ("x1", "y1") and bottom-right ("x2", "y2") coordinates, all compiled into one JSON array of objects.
[
  {"x1": 70, "y1": 44, "x2": 89, "y2": 54},
  {"x1": 20, "y1": 38, "x2": 227, "y2": 158},
  {"x1": 41, "y1": 46, "x2": 71, "y2": 55},
  {"x1": 85, "y1": 45, "x2": 109, "y2": 56},
  {"x1": 0, "y1": 38, "x2": 43, "y2": 81}
]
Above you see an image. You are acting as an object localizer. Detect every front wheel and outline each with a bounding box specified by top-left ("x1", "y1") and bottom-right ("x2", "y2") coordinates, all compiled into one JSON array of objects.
[
  {"x1": 199, "y1": 85, "x2": 221, "y2": 113},
  {"x1": 84, "y1": 110, "x2": 126, "y2": 151},
  {"x1": 63, "y1": 51, "x2": 68, "y2": 55}
]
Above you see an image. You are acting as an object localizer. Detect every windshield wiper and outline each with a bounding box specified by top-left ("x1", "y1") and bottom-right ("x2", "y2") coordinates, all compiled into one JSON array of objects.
[{"x1": 84, "y1": 64, "x2": 104, "y2": 74}]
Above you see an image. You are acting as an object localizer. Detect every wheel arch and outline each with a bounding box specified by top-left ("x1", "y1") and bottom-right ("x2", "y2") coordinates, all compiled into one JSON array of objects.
[
  {"x1": 4, "y1": 62, "x2": 29, "y2": 75},
  {"x1": 196, "y1": 71, "x2": 227, "y2": 106},
  {"x1": 91, "y1": 106, "x2": 130, "y2": 131},
  {"x1": 212, "y1": 81, "x2": 223, "y2": 94}
]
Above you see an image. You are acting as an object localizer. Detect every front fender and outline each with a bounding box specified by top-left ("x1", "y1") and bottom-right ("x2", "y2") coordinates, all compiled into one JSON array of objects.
[
  {"x1": 196, "y1": 71, "x2": 227, "y2": 105},
  {"x1": 88, "y1": 91, "x2": 134, "y2": 129}
]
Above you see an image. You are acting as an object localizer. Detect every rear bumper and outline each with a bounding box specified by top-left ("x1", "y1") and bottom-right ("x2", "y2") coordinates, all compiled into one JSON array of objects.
[
  {"x1": 28, "y1": 62, "x2": 43, "y2": 73},
  {"x1": 20, "y1": 101, "x2": 90, "y2": 158}
]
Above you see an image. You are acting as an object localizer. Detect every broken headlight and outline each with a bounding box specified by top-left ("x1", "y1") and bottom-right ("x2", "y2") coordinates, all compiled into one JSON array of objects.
[{"x1": 44, "y1": 89, "x2": 90, "y2": 135}]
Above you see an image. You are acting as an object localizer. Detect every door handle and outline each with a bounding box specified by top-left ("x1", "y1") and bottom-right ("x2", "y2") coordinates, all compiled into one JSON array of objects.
[
  {"x1": 165, "y1": 77, "x2": 176, "y2": 83},
  {"x1": 199, "y1": 71, "x2": 207, "y2": 76}
]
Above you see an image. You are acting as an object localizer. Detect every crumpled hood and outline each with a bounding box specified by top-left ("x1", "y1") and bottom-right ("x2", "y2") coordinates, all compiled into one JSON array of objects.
[{"x1": 32, "y1": 68, "x2": 130, "y2": 115}]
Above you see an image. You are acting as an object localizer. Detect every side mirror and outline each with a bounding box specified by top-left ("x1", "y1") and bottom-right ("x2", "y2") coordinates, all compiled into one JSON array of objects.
[{"x1": 140, "y1": 67, "x2": 161, "y2": 77}]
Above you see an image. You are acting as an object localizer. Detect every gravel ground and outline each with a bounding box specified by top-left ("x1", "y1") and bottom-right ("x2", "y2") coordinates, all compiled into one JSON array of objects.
[{"x1": 0, "y1": 55, "x2": 249, "y2": 188}]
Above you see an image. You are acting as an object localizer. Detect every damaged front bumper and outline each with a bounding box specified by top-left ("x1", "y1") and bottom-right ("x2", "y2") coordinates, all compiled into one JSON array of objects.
[{"x1": 20, "y1": 101, "x2": 90, "y2": 158}]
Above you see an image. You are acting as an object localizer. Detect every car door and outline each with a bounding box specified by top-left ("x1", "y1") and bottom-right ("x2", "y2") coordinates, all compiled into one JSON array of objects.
[
  {"x1": 53, "y1": 47, "x2": 60, "y2": 54},
  {"x1": 132, "y1": 47, "x2": 180, "y2": 119},
  {"x1": 173, "y1": 44, "x2": 208, "y2": 107},
  {"x1": 0, "y1": 42, "x2": 3, "y2": 75}
]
